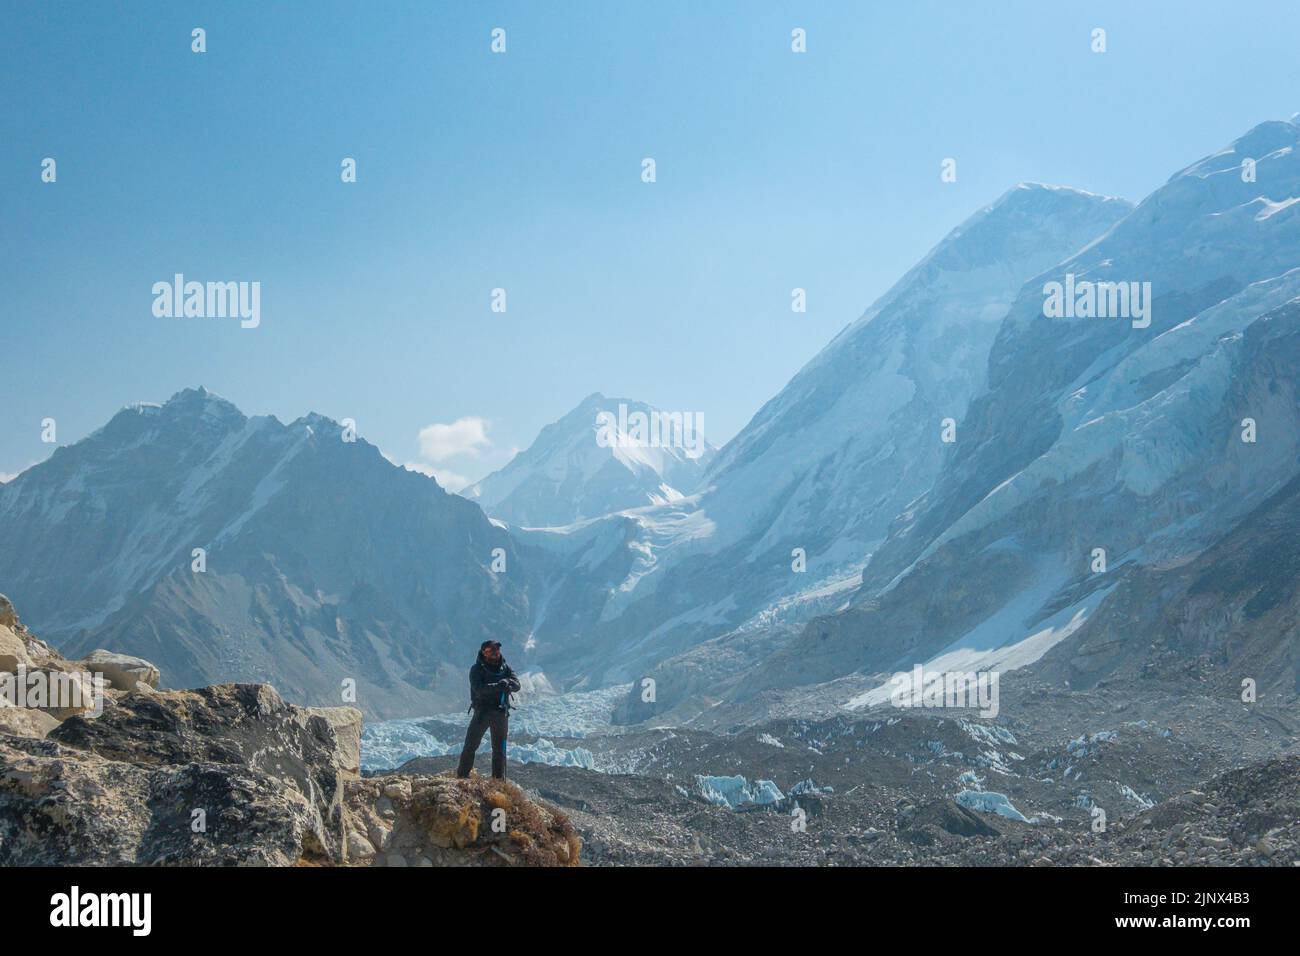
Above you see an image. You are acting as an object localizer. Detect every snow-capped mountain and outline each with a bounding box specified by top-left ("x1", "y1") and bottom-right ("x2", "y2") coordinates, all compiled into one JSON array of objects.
[
  {"x1": 702, "y1": 183, "x2": 1134, "y2": 571},
  {"x1": 463, "y1": 393, "x2": 715, "y2": 528},
  {"x1": 8, "y1": 121, "x2": 1297, "y2": 728},
  {"x1": 0, "y1": 387, "x2": 538, "y2": 718},
  {"x1": 523, "y1": 184, "x2": 1133, "y2": 690},
  {"x1": 735, "y1": 118, "x2": 1300, "y2": 703}
]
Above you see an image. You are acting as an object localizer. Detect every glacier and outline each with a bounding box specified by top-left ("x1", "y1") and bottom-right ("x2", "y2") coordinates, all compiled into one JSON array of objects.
[{"x1": 696, "y1": 774, "x2": 785, "y2": 810}]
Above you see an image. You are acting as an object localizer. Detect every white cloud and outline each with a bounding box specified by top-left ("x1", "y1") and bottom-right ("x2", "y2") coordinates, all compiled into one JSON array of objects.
[
  {"x1": 394, "y1": 416, "x2": 504, "y2": 493},
  {"x1": 417, "y1": 417, "x2": 491, "y2": 463}
]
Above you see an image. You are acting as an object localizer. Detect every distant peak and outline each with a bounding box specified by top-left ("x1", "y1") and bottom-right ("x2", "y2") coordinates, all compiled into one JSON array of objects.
[
  {"x1": 1171, "y1": 118, "x2": 1300, "y2": 183},
  {"x1": 1010, "y1": 182, "x2": 1127, "y2": 202},
  {"x1": 291, "y1": 411, "x2": 344, "y2": 434},
  {"x1": 163, "y1": 386, "x2": 237, "y2": 409},
  {"x1": 933, "y1": 183, "x2": 1134, "y2": 250},
  {"x1": 1229, "y1": 119, "x2": 1299, "y2": 156},
  {"x1": 990, "y1": 182, "x2": 1131, "y2": 211},
  {"x1": 146, "y1": 387, "x2": 247, "y2": 429},
  {"x1": 560, "y1": 392, "x2": 642, "y2": 420}
]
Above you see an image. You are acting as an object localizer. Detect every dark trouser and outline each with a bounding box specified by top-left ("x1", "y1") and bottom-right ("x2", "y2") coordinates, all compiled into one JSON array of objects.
[{"x1": 456, "y1": 707, "x2": 509, "y2": 779}]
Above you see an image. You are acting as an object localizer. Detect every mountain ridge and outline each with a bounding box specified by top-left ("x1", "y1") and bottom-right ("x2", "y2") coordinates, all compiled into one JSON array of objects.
[{"x1": 0, "y1": 387, "x2": 538, "y2": 718}]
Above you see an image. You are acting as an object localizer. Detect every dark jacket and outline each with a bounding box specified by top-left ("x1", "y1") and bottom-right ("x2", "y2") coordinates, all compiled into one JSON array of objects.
[{"x1": 469, "y1": 651, "x2": 521, "y2": 711}]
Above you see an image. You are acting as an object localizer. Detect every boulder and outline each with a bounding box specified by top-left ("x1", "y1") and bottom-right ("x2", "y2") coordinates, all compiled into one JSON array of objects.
[
  {"x1": 0, "y1": 626, "x2": 33, "y2": 673},
  {"x1": 304, "y1": 706, "x2": 363, "y2": 780},
  {"x1": 1, "y1": 666, "x2": 103, "y2": 721},
  {"x1": 343, "y1": 773, "x2": 582, "y2": 867},
  {"x1": 899, "y1": 799, "x2": 1003, "y2": 841},
  {"x1": 79, "y1": 650, "x2": 161, "y2": 692},
  {"x1": 345, "y1": 829, "x2": 376, "y2": 859},
  {"x1": 0, "y1": 703, "x2": 60, "y2": 739}
]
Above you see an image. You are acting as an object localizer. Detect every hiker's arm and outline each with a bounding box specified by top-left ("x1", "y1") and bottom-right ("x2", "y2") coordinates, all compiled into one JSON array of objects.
[{"x1": 503, "y1": 666, "x2": 521, "y2": 693}]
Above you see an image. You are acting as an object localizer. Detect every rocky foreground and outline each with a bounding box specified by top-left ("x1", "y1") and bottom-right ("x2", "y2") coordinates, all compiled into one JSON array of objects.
[
  {"x1": 393, "y1": 739, "x2": 1299, "y2": 867},
  {"x1": 3, "y1": 589, "x2": 1296, "y2": 867},
  {"x1": 0, "y1": 595, "x2": 580, "y2": 866}
]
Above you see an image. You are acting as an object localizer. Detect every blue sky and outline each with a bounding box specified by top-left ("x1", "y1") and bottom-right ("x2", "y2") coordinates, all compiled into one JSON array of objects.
[{"x1": 4, "y1": 1, "x2": 1299, "y2": 488}]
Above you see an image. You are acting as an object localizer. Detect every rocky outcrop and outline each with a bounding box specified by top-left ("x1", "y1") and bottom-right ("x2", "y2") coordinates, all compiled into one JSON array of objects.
[
  {"x1": 899, "y1": 799, "x2": 1003, "y2": 844},
  {"x1": 0, "y1": 594, "x2": 113, "y2": 722},
  {"x1": 44, "y1": 683, "x2": 360, "y2": 862},
  {"x1": 343, "y1": 773, "x2": 581, "y2": 867},
  {"x1": 1, "y1": 706, "x2": 580, "y2": 866},
  {"x1": 80, "y1": 649, "x2": 161, "y2": 692},
  {"x1": 306, "y1": 705, "x2": 364, "y2": 780},
  {"x1": 0, "y1": 593, "x2": 351, "y2": 864},
  {"x1": 0, "y1": 593, "x2": 579, "y2": 867},
  {"x1": 0, "y1": 732, "x2": 331, "y2": 865},
  {"x1": 0, "y1": 593, "x2": 64, "y2": 672},
  {"x1": 0, "y1": 625, "x2": 32, "y2": 672}
]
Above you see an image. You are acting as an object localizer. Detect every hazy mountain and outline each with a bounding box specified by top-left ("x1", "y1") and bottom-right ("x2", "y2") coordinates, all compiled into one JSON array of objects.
[
  {"x1": 0, "y1": 387, "x2": 538, "y2": 718},
  {"x1": 734, "y1": 119, "x2": 1300, "y2": 706},
  {"x1": 464, "y1": 393, "x2": 714, "y2": 528},
  {"x1": 524, "y1": 184, "x2": 1134, "y2": 691}
]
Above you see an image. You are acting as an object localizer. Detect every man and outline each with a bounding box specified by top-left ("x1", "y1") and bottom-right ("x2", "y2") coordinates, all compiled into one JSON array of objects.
[{"x1": 455, "y1": 640, "x2": 521, "y2": 779}]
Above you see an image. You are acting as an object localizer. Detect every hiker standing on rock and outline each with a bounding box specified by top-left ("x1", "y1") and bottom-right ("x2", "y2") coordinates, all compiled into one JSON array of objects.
[{"x1": 456, "y1": 640, "x2": 521, "y2": 779}]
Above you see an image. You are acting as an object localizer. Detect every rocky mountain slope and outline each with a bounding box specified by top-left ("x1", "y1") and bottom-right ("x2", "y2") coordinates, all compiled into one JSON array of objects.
[
  {"x1": 0, "y1": 389, "x2": 542, "y2": 718},
  {"x1": 1034, "y1": 466, "x2": 1300, "y2": 697}
]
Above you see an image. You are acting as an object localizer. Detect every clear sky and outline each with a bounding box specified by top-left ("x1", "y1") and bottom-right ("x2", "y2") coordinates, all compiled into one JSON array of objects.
[{"x1": 4, "y1": 1, "x2": 1298, "y2": 488}]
